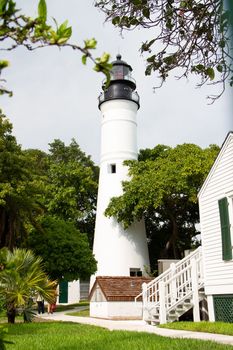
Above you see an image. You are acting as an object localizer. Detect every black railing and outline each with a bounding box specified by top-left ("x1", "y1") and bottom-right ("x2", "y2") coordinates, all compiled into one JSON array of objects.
[{"x1": 98, "y1": 90, "x2": 140, "y2": 106}]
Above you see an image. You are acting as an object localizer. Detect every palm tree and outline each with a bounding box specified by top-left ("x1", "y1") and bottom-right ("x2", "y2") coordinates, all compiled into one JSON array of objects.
[{"x1": 0, "y1": 247, "x2": 57, "y2": 323}]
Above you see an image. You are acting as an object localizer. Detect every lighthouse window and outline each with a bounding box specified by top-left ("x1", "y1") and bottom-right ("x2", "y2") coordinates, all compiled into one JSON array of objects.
[
  {"x1": 130, "y1": 268, "x2": 142, "y2": 277},
  {"x1": 108, "y1": 163, "x2": 116, "y2": 174},
  {"x1": 112, "y1": 66, "x2": 124, "y2": 79}
]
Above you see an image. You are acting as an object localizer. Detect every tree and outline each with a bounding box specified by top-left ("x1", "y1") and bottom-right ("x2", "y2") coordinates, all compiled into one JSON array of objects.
[
  {"x1": 95, "y1": 0, "x2": 233, "y2": 102},
  {"x1": 105, "y1": 143, "x2": 219, "y2": 268},
  {"x1": 0, "y1": 111, "x2": 43, "y2": 249},
  {"x1": 0, "y1": 247, "x2": 56, "y2": 323},
  {"x1": 44, "y1": 139, "x2": 99, "y2": 246},
  {"x1": 0, "y1": 0, "x2": 112, "y2": 97},
  {"x1": 0, "y1": 114, "x2": 98, "y2": 249},
  {"x1": 27, "y1": 216, "x2": 97, "y2": 281}
]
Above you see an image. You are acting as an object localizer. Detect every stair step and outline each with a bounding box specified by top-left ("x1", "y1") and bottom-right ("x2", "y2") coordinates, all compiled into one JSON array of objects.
[
  {"x1": 184, "y1": 301, "x2": 192, "y2": 306},
  {"x1": 151, "y1": 314, "x2": 159, "y2": 321},
  {"x1": 199, "y1": 291, "x2": 205, "y2": 297},
  {"x1": 168, "y1": 315, "x2": 179, "y2": 322}
]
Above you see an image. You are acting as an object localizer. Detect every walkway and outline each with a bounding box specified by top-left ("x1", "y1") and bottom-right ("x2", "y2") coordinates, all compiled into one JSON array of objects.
[{"x1": 37, "y1": 309, "x2": 233, "y2": 346}]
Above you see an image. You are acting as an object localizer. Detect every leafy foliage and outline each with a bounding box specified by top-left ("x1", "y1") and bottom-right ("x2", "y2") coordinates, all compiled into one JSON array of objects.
[
  {"x1": 0, "y1": 115, "x2": 98, "y2": 250},
  {"x1": 0, "y1": 247, "x2": 57, "y2": 323},
  {"x1": 95, "y1": 0, "x2": 233, "y2": 102},
  {"x1": 105, "y1": 143, "x2": 219, "y2": 265},
  {"x1": 27, "y1": 216, "x2": 97, "y2": 281},
  {"x1": 0, "y1": 111, "x2": 43, "y2": 249},
  {"x1": 45, "y1": 139, "x2": 98, "y2": 246},
  {"x1": 0, "y1": 0, "x2": 112, "y2": 96},
  {"x1": 0, "y1": 121, "x2": 98, "y2": 284}
]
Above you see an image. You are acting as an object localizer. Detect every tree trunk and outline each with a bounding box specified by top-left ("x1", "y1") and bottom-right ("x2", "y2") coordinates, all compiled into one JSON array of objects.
[
  {"x1": 162, "y1": 210, "x2": 179, "y2": 259},
  {"x1": 8, "y1": 214, "x2": 16, "y2": 251},
  {"x1": 0, "y1": 208, "x2": 6, "y2": 247},
  {"x1": 170, "y1": 216, "x2": 179, "y2": 258},
  {"x1": 7, "y1": 308, "x2": 16, "y2": 324}
]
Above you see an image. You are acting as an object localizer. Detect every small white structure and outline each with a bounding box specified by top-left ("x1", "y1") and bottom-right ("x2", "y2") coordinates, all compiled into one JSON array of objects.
[
  {"x1": 198, "y1": 131, "x2": 233, "y2": 322},
  {"x1": 58, "y1": 280, "x2": 80, "y2": 304},
  {"x1": 157, "y1": 259, "x2": 180, "y2": 275},
  {"x1": 91, "y1": 55, "x2": 150, "y2": 288},
  {"x1": 90, "y1": 276, "x2": 152, "y2": 319}
]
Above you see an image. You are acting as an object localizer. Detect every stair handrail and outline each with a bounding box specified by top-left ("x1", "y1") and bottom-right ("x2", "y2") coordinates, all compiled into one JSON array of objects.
[
  {"x1": 163, "y1": 253, "x2": 203, "y2": 311},
  {"x1": 135, "y1": 246, "x2": 202, "y2": 304}
]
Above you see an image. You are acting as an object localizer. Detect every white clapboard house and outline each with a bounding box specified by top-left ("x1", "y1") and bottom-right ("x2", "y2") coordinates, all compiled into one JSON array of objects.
[
  {"x1": 133, "y1": 132, "x2": 233, "y2": 324},
  {"x1": 198, "y1": 131, "x2": 233, "y2": 322}
]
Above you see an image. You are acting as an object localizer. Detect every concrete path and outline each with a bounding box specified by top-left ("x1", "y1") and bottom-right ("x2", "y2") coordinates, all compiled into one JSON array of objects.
[{"x1": 37, "y1": 310, "x2": 233, "y2": 346}]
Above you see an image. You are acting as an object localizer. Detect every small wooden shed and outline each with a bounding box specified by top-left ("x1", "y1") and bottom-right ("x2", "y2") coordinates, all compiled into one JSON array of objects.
[{"x1": 89, "y1": 276, "x2": 152, "y2": 319}]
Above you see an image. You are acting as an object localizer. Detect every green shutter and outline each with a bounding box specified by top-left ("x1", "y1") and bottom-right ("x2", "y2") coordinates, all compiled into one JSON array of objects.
[{"x1": 218, "y1": 197, "x2": 232, "y2": 261}]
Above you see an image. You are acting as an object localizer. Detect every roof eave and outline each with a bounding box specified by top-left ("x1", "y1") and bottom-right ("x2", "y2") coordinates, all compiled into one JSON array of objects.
[{"x1": 198, "y1": 131, "x2": 233, "y2": 199}]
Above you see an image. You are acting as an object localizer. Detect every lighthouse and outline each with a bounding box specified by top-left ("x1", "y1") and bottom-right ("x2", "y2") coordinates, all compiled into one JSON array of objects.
[{"x1": 91, "y1": 55, "x2": 150, "y2": 286}]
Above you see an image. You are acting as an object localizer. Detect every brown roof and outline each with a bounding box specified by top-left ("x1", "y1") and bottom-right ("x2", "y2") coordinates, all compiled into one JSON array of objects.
[{"x1": 89, "y1": 276, "x2": 153, "y2": 301}]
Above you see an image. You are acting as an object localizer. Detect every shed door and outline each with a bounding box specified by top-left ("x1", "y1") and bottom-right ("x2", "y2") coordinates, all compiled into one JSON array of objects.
[{"x1": 59, "y1": 280, "x2": 68, "y2": 303}]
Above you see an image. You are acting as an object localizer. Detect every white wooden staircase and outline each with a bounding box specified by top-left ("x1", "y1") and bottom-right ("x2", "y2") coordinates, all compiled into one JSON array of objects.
[{"x1": 135, "y1": 247, "x2": 205, "y2": 324}]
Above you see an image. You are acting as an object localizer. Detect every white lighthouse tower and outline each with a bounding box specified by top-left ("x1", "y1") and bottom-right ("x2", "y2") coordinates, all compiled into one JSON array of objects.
[{"x1": 92, "y1": 54, "x2": 149, "y2": 285}]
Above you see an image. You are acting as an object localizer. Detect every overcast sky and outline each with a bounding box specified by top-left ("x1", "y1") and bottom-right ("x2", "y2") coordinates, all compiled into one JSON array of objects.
[{"x1": 1, "y1": 0, "x2": 232, "y2": 164}]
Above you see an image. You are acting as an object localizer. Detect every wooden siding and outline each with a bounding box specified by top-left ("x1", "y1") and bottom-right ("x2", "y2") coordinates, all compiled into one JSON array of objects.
[{"x1": 199, "y1": 133, "x2": 233, "y2": 295}]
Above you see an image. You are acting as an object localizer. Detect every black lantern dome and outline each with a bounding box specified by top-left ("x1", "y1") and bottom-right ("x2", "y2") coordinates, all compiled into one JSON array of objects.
[{"x1": 98, "y1": 54, "x2": 140, "y2": 109}]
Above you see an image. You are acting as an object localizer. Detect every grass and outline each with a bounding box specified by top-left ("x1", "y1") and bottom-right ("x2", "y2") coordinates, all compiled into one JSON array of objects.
[
  {"x1": 3, "y1": 322, "x2": 233, "y2": 350},
  {"x1": 66, "y1": 308, "x2": 90, "y2": 317},
  {"x1": 160, "y1": 321, "x2": 233, "y2": 336},
  {"x1": 0, "y1": 301, "x2": 90, "y2": 323},
  {"x1": 55, "y1": 301, "x2": 89, "y2": 312}
]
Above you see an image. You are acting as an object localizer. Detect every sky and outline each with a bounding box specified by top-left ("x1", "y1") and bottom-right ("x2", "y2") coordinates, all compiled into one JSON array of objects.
[{"x1": 1, "y1": 0, "x2": 232, "y2": 164}]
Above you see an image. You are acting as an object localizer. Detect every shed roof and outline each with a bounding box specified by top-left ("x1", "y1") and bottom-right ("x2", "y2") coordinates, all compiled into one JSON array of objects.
[{"x1": 89, "y1": 276, "x2": 153, "y2": 301}]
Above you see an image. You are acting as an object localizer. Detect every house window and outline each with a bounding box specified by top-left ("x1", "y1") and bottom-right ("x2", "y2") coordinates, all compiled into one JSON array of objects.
[
  {"x1": 218, "y1": 197, "x2": 232, "y2": 261},
  {"x1": 108, "y1": 163, "x2": 116, "y2": 174},
  {"x1": 130, "y1": 268, "x2": 142, "y2": 277}
]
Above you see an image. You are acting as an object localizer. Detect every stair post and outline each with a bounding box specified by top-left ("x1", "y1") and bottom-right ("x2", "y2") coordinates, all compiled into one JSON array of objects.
[
  {"x1": 191, "y1": 257, "x2": 200, "y2": 322},
  {"x1": 159, "y1": 280, "x2": 166, "y2": 324},
  {"x1": 142, "y1": 282, "x2": 147, "y2": 321},
  {"x1": 170, "y1": 263, "x2": 177, "y2": 304}
]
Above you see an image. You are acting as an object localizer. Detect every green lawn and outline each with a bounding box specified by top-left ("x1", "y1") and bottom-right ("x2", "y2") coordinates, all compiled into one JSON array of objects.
[
  {"x1": 160, "y1": 321, "x2": 233, "y2": 336},
  {"x1": 0, "y1": 302, "x2": 90, "y2": 323},
  {"x1": 66, "y1": 308, "x2": 89, "y2": 317},
  {"x1": 55, "y1": 301, "x2": 89, "y2": 312},
  {"x1": 3, "y1": 322, "x2": 233, "y2": 350}
]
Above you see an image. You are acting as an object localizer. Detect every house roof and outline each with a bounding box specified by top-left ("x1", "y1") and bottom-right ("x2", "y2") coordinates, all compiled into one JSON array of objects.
[
  {"x1": 89, "y1": 276, "x2": 153, "y2": 301},
  {"x1": 198, "y1": 131, "x2": 233, "y2": 199}
]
